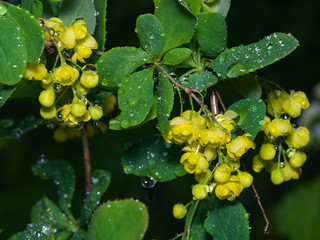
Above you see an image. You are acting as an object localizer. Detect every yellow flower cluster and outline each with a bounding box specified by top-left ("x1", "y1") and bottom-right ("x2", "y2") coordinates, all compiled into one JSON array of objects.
[
  {"x1": 254, "y1": 89, "x2": 310, "y2": 185},
  {"x1": 22, "y1": 17, "x2": 109, "y2": 130},
  {"x1": 164, "y1": 110, "x2": 256, "y2": 218},
  {"x1": 45, "y1": 17, "x2": 98, "y2": 63}
]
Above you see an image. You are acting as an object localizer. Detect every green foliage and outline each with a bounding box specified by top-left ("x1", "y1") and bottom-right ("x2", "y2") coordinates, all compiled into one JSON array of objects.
[
  {"x1": 122, "y1": 134, "x2": 187, "y2": 182},
  {"x1": 86, "y1": 199, "x2": 149, "y2": 240},
  {"x1": 0, "y1": 84, "x2": 16, "y2": 108},
  {"x1": 177, "y1": 0, "x2": 202, "y2": 16},
  {"x1": 228, "y1": 98, "x2": 266, "y2": 139},
  {"x1": 231, "y1": 74, "x2": 262, "y2": 100},
  {"x1": 204, "y1": 199, "x2": 250, "y2": 239},
  {"x1": 22, "y1": 0, "x2": 43, "y2": 17},
  {"x1": 80, "y1": 169, "x2": 111, "y2": 226},
  {"x1": 180, "y1": 71, "x2": 218, "y2": 89},
  {"x1": 59, "y1": 0, "x2": 96, "y2": 35},
  {"x1": 32, "y1": 160, "x2": 75, "y2": 218},
  {"x1": 196, "y1": 12, "x2": 227, "y2": 57},
  {"x1": 136, "y1": 13, "x2": 165, "y2": 59},
  {"x1": 161, "y1": 48, "x2": 192, "y2": 65},
  {"x1": 93, "y1": 0, "x2": 107, "y2": 51},
  {"x1": 97, "y1": 47, "x2": 152, "y2": 87},
  {"x1": 117, "y1": 67, "x2": 155, "y2": 129},
  {"x1": 205, "y1": 0, "x2": 231, "y2": 18},
  {"x1": 211, "y1": 33, "x2": 299, "y2": 79},
  {"x1": 154, "y1": 0, "x2": 196, "y2": 52},
  {"x1": 157, "y1": 72, "x2": 174, "y2": 135}
]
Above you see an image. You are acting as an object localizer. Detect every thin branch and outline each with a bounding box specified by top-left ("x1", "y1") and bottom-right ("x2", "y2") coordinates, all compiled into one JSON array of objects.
[
  {"x1": 93, "y1": 50, "x2": 104, "y2": 56},
  {"x1": 81, "y1": 124, "x2": 92, "y2": 191},
  {"x1": 209, "y1": 87, "x2": 219, "y2": 115},
  {"x1": 214, "y1": 87, "x2": 227, "y2": 112},
  {"x1": 241, "y1": 160, "x2": 270, "y2": 234}
]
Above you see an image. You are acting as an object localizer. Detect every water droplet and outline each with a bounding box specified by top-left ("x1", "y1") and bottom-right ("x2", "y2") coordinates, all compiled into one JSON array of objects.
[
  {"x1": 227, "y1": 63, "x2": 247, "y2": 78},
  {"x1": 93, "y1": 120, "x2": 101, "y2": 127},
  {"x1": 118, "y1": 88, "x2": 124, "y2": 95},
  {"x1": 141, "y1": 176, "x2": 157, "y2": 188},
  {"x1": 57, "y1": 111, "x2": 63, "y2": 121},
  {"x1": 13, "y1": 128, "x2": 23, "y2": 139},
  {"x1": 149, "y1": 34, "x2": 155, "y2": 40},
  {"x1": 75, "y1": 122, "x2": 84, "y2": 130},
  {"x1": 37, "y1": 154, "x2": 47, "y2": 163},
  {"x1": 266, "y1": 43, "x2": 273, "y2": 50},
  {"x1": 53, "y1": 83, "x2": 62, "y2": 92},
  {"x1": 128, "y1": 97, "x2": 137, "y2": 106},
  {"x1": 121, "y1": 120, "x2": 130, "y2": 128},
  {"x1": 0, "y1": 2, "x2": 8, "y2": 16},
  {"x1": 123, "y1": 166, "x2": 132, "y2": 174},
  {"x1": 251, "y1": 106, "x2": 258, "y2": 113},
  {"x1": 160, "y1": 33, "x2": 165, "y2": 37},
  {"x1": 129, "y1": 47, "x2": 136, "y2": 52},
  {"x1": 259, "y1": 120, "x2": 265, "y2": 125},
  {"x1": 12, "y1": 64, "x2": 17, "y2": 68},
  {"x1": 93, "y1": 10, "x2": 100, "y2": 17},
  {"x1": 83, "y1": 64, "x2": 97, "y2": 72},
  {"x1": 101, "y1": 76, "x2": 108, "y2": 86}
]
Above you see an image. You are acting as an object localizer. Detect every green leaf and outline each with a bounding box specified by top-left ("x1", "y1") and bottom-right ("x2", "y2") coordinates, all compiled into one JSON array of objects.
[
  {"x1": 204, "y1": 199, "x2": 250, "y2": 240},
  {"x1": 206, "y1": 0, "x2": 231, "y2": 18},
  {"x1": 32, "y1": 160, "x2": 75, "y2": 219},
  {"x1": 70, "y1": 229, "x2": 86, "y2": 240},
  {"x1": 8, "y1": 231, "x2": 27, "y2": 240},
  {"x1": 39, "y1": 0, "x2": 55, "y2": 18},
  {"x1": 0, "y1": 117, "x2": 44, "y2": 140},
  {"x1": 136, "y1": 13, "x2": 165, "y2": 59},
  {"x1": 274, "y1": 177, "x2": 320, "y2": 240},
  {"x1": 0, "y1": 85, "x2": 16, "y2": 108},
  {"x1": 161, "y1": 47, "x2": 192, "y2": 65},
  {"x1": 155, "y1": 0, "x2": 196, "y2": 52},
  {"x1": 59, "y1": 0, "x2": 96, "y2": 35},
  {"x1": 196, "y1": 12, "x2": 227, "y2": 57},
  {"x1": 228, "y1": 98, "x2": 266, "y2": 139},
  {"x1": 97, "y1": 47, "x2": 152, "y2": 87},
  {"x1": 157, "y1": 72, "x2": 174, "y2": 135},
  {"x1": 93, "y1": 0, "x2": 107, "y2": 51},
  {"x1": 117, "y1": 67, "x2": 155, "y2": 129},
  {"x1": 6, "y1": 4, "x2": 45, "y2": 63},
  {"x1": 80, "y1": 169, "x2": 111, "y2": 226},
  {"x1": 177, "y1": 0, "x2": 202, "y2": 16},
  {"x1": 180, "y1": 71, "x2": 218, "y2": 90},
  {"x1": 22, "y1": 0, "x2": 43, "y2": 17},
  {"x1": 26, "y1": 210, "x2": 55, "y2": 240},
  {"x1": 231, "y1": 74, "x2": 262, "y2": 100},
  {"x1": 31, "y1": 197, "x2": 73, "y2": 231},
  {"x1": 211, "y1": 33, "x2": 299, "y2": 79},
  {"x1": 184, "y1": 200, "x2": 212, "y2": 240},
  {"x1": 122, "y1": 134, "x2": 187, "y2": 182},
  {"x1": 86, "y1": 199, "x2": 149, "y2": 240},
  {"x1": 0, "y1": 3, "x2": 27, "y2": 85},
  {"x1": 10, "y1": 80, "x2": 42, "y2": 99}
]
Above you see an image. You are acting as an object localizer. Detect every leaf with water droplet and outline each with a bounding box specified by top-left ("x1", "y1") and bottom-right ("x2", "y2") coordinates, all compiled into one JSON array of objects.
[
  {"x1": 0, "y1": 117, "x2": 44, "y2": 141},
  {"x1": 157, "y1": 72, "x2": 174, "y2": 135},
  {"x1": 0, "y1": 2, "x2": 8, "y2": 16},
  {"x1": 86, "y1": 199, "x2": 148, "y2": 240},
  {"x1": 32, "y1": 160, "x2": 75, "y2": 219},
  {"x1": 80, "y1": 169, "x2": 111, "y2": 226},
  {"x1": 122, "y1": 134, "x2": 187, "y2": 182},
  {"x1": 21, "y1": 0, "x2": 43, "y2": 17},
  {"x1": 204, "y1": 196, "x2": 250, "y2": 240},
  {"x1": 231, "y1": 74, "x2": 262, "y2": 100},
  {"x1": 177, "y1": 0, "x2": 201, "y2": 16},
  {"x1": 196, "y1": 12, "x2": 227, "y2": 57},
  {"x1": 180, "y1": 70, "x2": 218, "y2": 90},
  {"x1": 210, "y1": 32, "x2": 299, "y2": 79},
  {"x1": 206, "y1": 0, "x2": 231, "y2": 18},
  {"x1": 92, "y1": 0, "x2": 107, "y2": 52},
  {"x1": 155, "y1": 0, "x2": 196, "y2": 52},
  {"x1": 0, "y1": 84, "x2": 16, "y2": 108},
  {"x1": 161, "y1": 47, "x2": 192, "y2": 65},
  {"x1": 136, "y1": 13, "x2": 165, "y2": 58},
  {"x1": 228, "y1": 98, "x2": 266, "y2": 140},
  {"x1": 59, "y1": 0, "x2": 96, "y2": 35},
  {"x1": 117, "y1": 67, "x2": 155, "y2": 128},
  {"x1": 97, "y1": 47, "x2": 152, "y2": 87}
]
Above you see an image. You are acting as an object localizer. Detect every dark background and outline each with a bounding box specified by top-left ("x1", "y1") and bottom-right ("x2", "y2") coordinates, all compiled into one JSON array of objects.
[{"x1": 1, "y1": 0, "x2": 320, "y2": 239}]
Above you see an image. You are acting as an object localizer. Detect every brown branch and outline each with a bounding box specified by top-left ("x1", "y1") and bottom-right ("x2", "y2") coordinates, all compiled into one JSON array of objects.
[
  {"x1": 81, "y1": 124, "x2": 92, "y2": 191},
  {"x1": 93, "y1": 50, "x2": 104, "y2": 56},
  {"x1": 209, "y1": 87, "x2": 219, "y2": 115},
  {"x1": 241, "y1": 160, "x2": 270, "y2": 234},
  {"x1": 214, "y1": 87, "x2": 227, "y2": 112}
]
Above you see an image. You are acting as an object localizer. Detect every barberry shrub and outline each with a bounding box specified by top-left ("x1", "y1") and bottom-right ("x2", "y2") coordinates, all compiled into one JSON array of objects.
[{"x1": 0, "y1": 0, "x2": 311, "y2": 239}]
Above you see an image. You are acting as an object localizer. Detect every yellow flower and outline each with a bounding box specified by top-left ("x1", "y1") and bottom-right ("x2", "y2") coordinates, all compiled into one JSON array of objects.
[
  {"x1": 23, "y1": 63, "x2": 48, "y2": 81},
  {"x1": 60, "y1": 26, "x2": 77, "y2": 49},
  {"x1": 286, "y1": 126, "x2": 310, "y2": 149},
  {"x1": 215, "y1": 175, "x2": 243, "y2": 201},
  {"x1": 53, "y1": 65, "x2": 79, "y2": 86},
  {"x1": 226, "y1": 133, "x2": 255, "y2": 160},
  {"x1": 283, "y1": 91, "x2": 309, "y2": 118},
  {"x1": 72, "y1": 35, "x2": 98, "y2": 63},
  {"x1": 264, "y1": 119, "x2": 292, "y2": 139},
  {"x1": 180, "y1": 152, "x2": 208, "y2": 174},
  {"x1": 56, "y1": 103, "x2": 91, "y2": 126},
  {"x1": 282, "y1": 162, "x2": 300, "y2": 181},
  {"x1": 266, "y1": 90, "x2": 289, "y2": 116},
  {"x1": 45, "y1": 17, "x2": 65, "y2": 33},
  {"x1": 216, "y1": 113, "x2": 236, "y2": 132},
  {"x1": 199, "y1": 126, "x2": 231, "y2": 148}
]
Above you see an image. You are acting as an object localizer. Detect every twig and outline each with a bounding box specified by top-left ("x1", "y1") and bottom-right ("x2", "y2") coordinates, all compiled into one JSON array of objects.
[
  {"x1": 213, "y1": 87, "x2": 227, "y2": 112},
  {"x1": 241, "y1": 160, "x2": 270, "y2": 234},
  {"x1": 209, "y1": 87, "x2": 219, "y2": 115},
  {"x1": 81, "y1": 124, "x2": 92, "y2": 191},
  {"x1": 93, "y1": 50, "x2": 104, "y2": 56}
]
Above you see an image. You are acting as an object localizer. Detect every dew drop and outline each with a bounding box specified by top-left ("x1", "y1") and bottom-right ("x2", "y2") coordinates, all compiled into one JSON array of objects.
[
  {"x1": 83, "y1": 64, "x2": 97, "y2": 72},
  {"x1": 227, "y1": 63, "x2": 247, "y2": 78},
  {"x1": 93, "y1": 10, "x2": 100, "y2": 17},
  {"x1": 75, "y1": 121, "x2": 84, "y2": 130},
  {"x1": 53, "y1": 83, "x2": 62, "y2": 92},
  {"x1": 259, "y1": 120, "x2": 265, "y2": 125},
  {"x1": 160, "y1": 33, "x2": 165, "y2": 37},
  {"x1": 12, "y1": 64, "x2": 17, "y2": 68},
  {"x1": 149, "y1": 34, "x2": 155, "y2": 40},
  {"x1": 128, "y1": 97, "x2": 137, "y2": 106},
  {"x1": 118, "y1": 88, "x2": 124, "y2": 95},
  {"x1": 101, "y1": 76, "x2": 108, "y2": 86},
  {"x1": 140, "y1": 176, "x2": 157, "y2": 188},
  {"x1": 266, "y1": 43, "x2": 273, "y2": 50},
  {"x1": 121, "y1": 120, "x2": 130, "y2": 128},
  {"x1": 251, "y1": 106, "x2": 258, "y2": 113},
  {"x1": 56, "y1": 111, "x2": 63, "y2": 121},
  {"x1": 37, "y1": 154, "x2": 47, "y2": 163}
]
